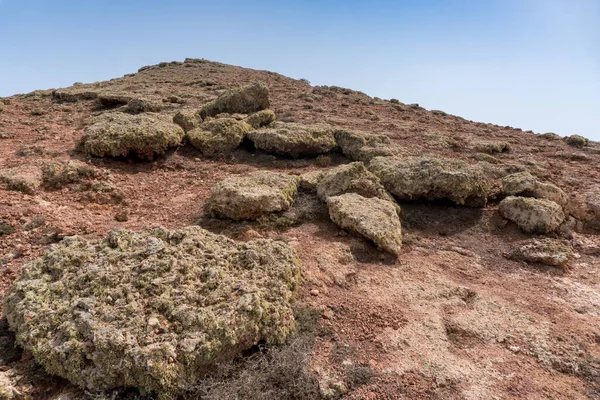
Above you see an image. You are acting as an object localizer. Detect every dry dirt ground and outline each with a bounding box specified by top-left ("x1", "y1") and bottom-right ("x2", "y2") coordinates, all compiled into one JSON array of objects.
[{"x1": 1, "y1": 59, "x2": 599, "y2": 399}]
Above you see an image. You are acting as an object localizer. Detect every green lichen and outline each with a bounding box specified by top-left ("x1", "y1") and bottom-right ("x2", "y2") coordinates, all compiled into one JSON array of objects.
[
  {"x1": 333, "y1": 129, "x2": 398, "y2": 162},
  {"x1": 565, "y1": 134, "x2": 588, "y2": 148},
  {"x1": 499, "y1": 196, "x2": 565, "y2": 234},
  {"x1": 3, "y1": 226, "x2": 301, "y2": 400},
  {"x1": 245, "y1": 109, "x2": 276, "y2": 129},
  {"x1": 83, "y1": 112, "x2": 185, "y2": 160},
  {"x1": 173, "y1": 110, "x2": 201, "y2": 132},
  {"x1": 0, "y1": 166, "x2": 42, "y2": 195}
]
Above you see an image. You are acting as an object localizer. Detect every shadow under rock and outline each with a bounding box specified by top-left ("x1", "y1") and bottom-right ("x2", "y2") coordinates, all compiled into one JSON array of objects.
[{"x1": 400, "y1": 200, "x2": 485, "y2": 238}]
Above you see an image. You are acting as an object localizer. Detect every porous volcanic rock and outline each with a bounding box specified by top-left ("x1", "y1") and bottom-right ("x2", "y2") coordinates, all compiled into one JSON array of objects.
[
  {"x1": 200, "y1": 82, "x2": 270, "y2": 118},
  {"x1": 565, "y1": 134, "x2": 588, "y2": 148},
  {"x1": 41, "y1": 160, "x2": 104, "y2": 189},
  {"x1": 173, "y1": 110, "x2": 202, "y2": 132},
  {"x1": 298, "y1": 170, "x2": 326, "y2": 193},
  {"x1": 3, "y1": 226, "x2": 301, "y2": 399},
  {"x1": 499, "y1": 196, "x2": 565, "y2": 234},
  {"x1": 316, "y1": 162, "x2": 396, "y2": 208},
  {"x1": 127, "y1": 97, "x2": 164, "y2": 113},
  {"x1": 207, "y1": 171, "x2": 299, "y2": 220},
  {"x1": 327, "y1": 193, "x2": 402, "y2": 255},
  {"x1": 0, "y1": 166, "x2": 42, "y2": 194},
  {"x1": 334, "y1": 129, "x2": 398, "y2": 162},
  {"x1": 245, "y1": 109, "x2": 276, "y2": 129},
  {"x1": 473, "y1": 141, "x2": 511, "y2": 154},
  {"x1": 368, "y1": 156, "x2": 489, "y2": 206},
  {"x1": 187, "y1": 118, "x2": 251, "y2": 155},
  {"x1": 97, "y1": 92, "x2": 135, "y2": 107},
  {"x1": 52, "y1": 87, "x2": 99, "y2": 102},
  {"x1": 507, "y1": 238, "x2": 573, "y2": 268},
  {"x1": 248, "y1": 121, "x2": 337, "y2": 157},
  {"x1": 502, "y1": 172, "x2": 567, "y2": 206},
  {"x1": 83, "y1": 113, "x2": 185, "y2": 160}
]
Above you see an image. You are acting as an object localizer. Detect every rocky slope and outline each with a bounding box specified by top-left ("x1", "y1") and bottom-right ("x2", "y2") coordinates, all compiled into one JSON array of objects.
[{"x1": 0, "y1": 58, "x2": 599, "y2": 399}]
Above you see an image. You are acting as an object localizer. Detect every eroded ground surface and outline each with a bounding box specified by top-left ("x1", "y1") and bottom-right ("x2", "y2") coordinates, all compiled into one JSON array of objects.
[{"x1": 0, "y1": 59, "x2": 599, "y2": 399}]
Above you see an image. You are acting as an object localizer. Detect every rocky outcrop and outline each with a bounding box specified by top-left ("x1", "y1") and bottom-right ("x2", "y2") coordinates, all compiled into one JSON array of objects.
[
  {"x1": 499, "y1": 196, "x2": 565, "y2": 234},
  {"x1": 207, "y1": 171, "x2": 299, "y2": 220},
  {"x1": 83, "y1": 112, "x2": 185, "y2": 160},
  {"x1": 245, "y1": 109, "x2": 276, "y2": 129},
  {"x1": 327, "y1": 193, "x2": 402, "y2": 255},
  {"x1": 173, "y1": 110, "x2": 202, "y2": 132},
  {"x1": 368, "y1": 156, "x2": 489, "y2": 206},
  {"x1": 316, "y1": 162, "x2": 396, "y2": 208},
  {"x1": 565, "y1": 134, "x2": 588, "y2": 148},
  {"x1": 507, "y1": 238, "x2": 572, "y2": 268},
  {"x1": 248, "y1": 122, "x2": 337, "y2": 157},
  {"x1": 333, "y1": 129, "x2": 398, "y2": 162},
  {"x1": 502, "y1": 172, "x2": 567, "y2": 206},
  {"x1": 200, "y1": 82, "x2": 270, "y2": 118},
  {"x1": 187, "y1": 118, "x2": 251, "y2": 155},
  {"x1": 3, "y1": 227, "x2": 301, "y2": 400}
]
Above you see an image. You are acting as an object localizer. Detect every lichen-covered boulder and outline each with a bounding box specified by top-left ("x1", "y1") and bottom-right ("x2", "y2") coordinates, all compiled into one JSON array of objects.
[
  {"x1": 41, "y1": 160, "x2": 104, "y2": 189},
  {"x1": 327, "y1": 193, "x2": 402, "y2": 255},
  {"x1": 316, "y1": 162, "x2": 396, "y2": 209},
  {"x1": 368, "y1": 156, "x2": 489, "y2": 206},
  {"x1": 83, "y1": 113, "x2": 185, "y2": 160},
  {"x1": 245, "y1": 109, "x2": 276, "y2": 129},
  {"x1": 3, "y1": 226, "x2": 301, "y2": 399},
  {"x1": 248, "y1": 122, "x2": 338, "y2": 157},
  {"x1": 208, "y1": 171, "x2": 299, "y2": 220},
  {"x1": 173, "y1": 110, "x2": 201, "y2": 132},
  {"x1": 98, "y1": 92, "x2": 134, "y2": 107},
  {"x1": 53, "y1": 87, "x2": 99, "y2": 102},
  {"x1": 473, "y1": 141, "x2": 511, "y2": 154},
  {"x1": 0, "y1": 166, "x2": 42, "y2": 194},
  {"x1": 200, "y1": 82, "x2": 270, "y2": 118},
  {"x1": 507, "y1": 238, "x2": 572, "y2": 268},
  {"x1": 565, "y1": 134, "x2": 588, "y2": 148},
  {"x1": 502, "y1": 172, "x2": 567, "y2": 206},
  {"x1": 187, "y1": 118, "x2": 251, "y2": 155},
  {"x1": 127, "y1": 97, "x2": 163, "y2": 113},
  {"x1": 298, "y1": 170, "x2": 326, "y2": 193},
  {"x1": 499, "y1": 196, "x2": 565, "y2": 234},
  {"x1": 334, "y1": 129, "x2": 398, "y2": 162}
]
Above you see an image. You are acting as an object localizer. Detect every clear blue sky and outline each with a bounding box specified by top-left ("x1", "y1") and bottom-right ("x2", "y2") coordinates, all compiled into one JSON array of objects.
[{"x1": 1, "y1": 0, "x2": 598, "y2": 139}]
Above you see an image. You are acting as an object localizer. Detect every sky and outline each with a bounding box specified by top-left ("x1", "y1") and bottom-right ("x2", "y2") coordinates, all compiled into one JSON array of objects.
[{"x1": 0, "y1": 0, "x2": 598, "y2": 139}]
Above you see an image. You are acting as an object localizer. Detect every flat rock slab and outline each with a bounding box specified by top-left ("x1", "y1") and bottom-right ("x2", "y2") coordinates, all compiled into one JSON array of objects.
[
  {"x1": 502, "y1": 172, "x2": 567, "y2": 206},
  {"x1": 207, "y1": 171, "x2": 298, "y2": 220},
  {"x1": 327, "y1": 193, "x2": 402, "y2": 255},
  {"x1": 83, "y1": 112, "x2": 185, "y2": 160},
  {"x1": 507, "y1": 238, "x2": 572, "y2": 268},
  {"x1": 248, "y1": 121, "x2": 337, "y2": 157},
  {"x1": 368, "y1": 156, "x2": 489, "y2": 206},
  {"x1": 187, "y1": 118, "x2": 251, "y2": 155},
  {"x1": 499, "y1": 196, "x2": 565, "y2": 234},
  {"x1": 3, "y1": 226, "x2": 300, "y2": 399},
  {"x1": 334, "y1": 129, "x2": 398, "y2": 162}
]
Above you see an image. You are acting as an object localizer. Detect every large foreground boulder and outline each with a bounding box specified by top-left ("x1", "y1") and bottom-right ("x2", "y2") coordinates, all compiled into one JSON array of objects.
[
  {"x1": 3, "y1": 227, "x2": 300, "y2": 399},
  {"x1": 507, "y1": 238, "x2": 572, "y2": 268},
  {"x1": 83, "y1": 113, "x2": 185, "y2": 160},
  {"x1": 208, "y1": 171, "x2": 299, "y2": 220},
  {"x1": 334, "y1": 129, "x2": 398, "y2": 162},
  {"x1": 200, "y1": 82, "x2": 270, "y2": 118},
  {"x1": 187, "y1": 118, "x2": 251, "y2": 155},
  {"x1": 248, "y1": 122, "x2": 337, "y2": 157},
  {"x1": 502, "y1": 172, "x2": 567, "y2": 206},
  {"x1": 368, "y1": 156, "x2": 489, "y2": 206},
  {"x1": 499, "y1": 196, "x2": 565, "y2": 234},
  {"x1": 327, "y1": 193, "x2": 402, "y2": 255}
]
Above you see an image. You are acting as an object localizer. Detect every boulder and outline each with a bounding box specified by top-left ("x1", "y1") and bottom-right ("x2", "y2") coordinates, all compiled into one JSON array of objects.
[
  {"x1": 368, "y1": 156, "x2": 489, "y2": 206},
  {"x1": 200, "y1": 82, "x2": 270, "y2": 118},
  {"x1": 187, "y1": 118, "x2": 251, "y2": 155},
  {"x1": 173, "y1": 110, "x2": 201, "y2": 132},
  {"x1": 3, "y1": 227, "x2": 300, "y2": 399},
  {"x1": 0, "y1": 166, "x2": 41, "y2": 194},
  {"x1": 83, "y1": 112, "x2": 185, "y2": 160},
  {"x1": 316, "y1": 162, "x2": 396, "y2": 208},
  {"x1": 499, "y1": 196, "x2": 565, "y2": 234},
  {"x1": 327, "y1": 193, "x2": 402, "y2": 255},
  {"x1": 98, "y1": 92, "x2": 134, "y2": 107},
  {"x1": 207, "y1": 171, "x2": 299, "y2": 220},
  {"x1": 333, "y1": 129, "x2": 398, "y2": 162},
  {"x1": 502, "y1": 172, "x2": 567, "y2": 206},
  {"x1": 298, "y1": 170, "x2": 326, "y2": 193},
  {"x1": 41, "y1": 160, "x2": 104, "y2": 189},
  {"x1": 507, "y1": 238, "x2": 572, "y2": 268},
  {"x1": 248, "y1": 122, "x2": 337, "y2": 157},
  {"x1": 565, "y1": 134, "x2": 588, "y2": 148},
  {"x1": 52, "y1": 87, "x2": 99, "y2": 102},
  {"x1": 127, "y1": 97, "x2": 164, "y2": 113},
  {"x1": 245, "y1": 109, "x2": 276, "y2": 129},
  {"x1": 473, "y1": 141, "x2": 511, "y2": 154}
]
